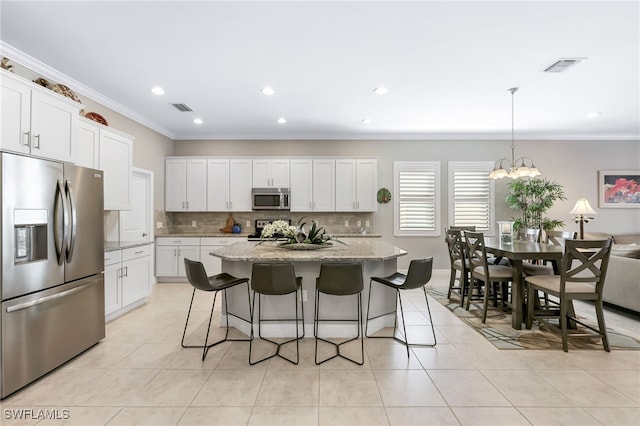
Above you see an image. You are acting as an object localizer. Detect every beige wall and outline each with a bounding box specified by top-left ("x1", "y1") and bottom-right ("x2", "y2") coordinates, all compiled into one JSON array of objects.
[
  {"x1": 175, "y1": 138, "x2": 640, "y2": 269},
  {"x1": 79, "y1": 97, "x2": 173, "y2": 211}
]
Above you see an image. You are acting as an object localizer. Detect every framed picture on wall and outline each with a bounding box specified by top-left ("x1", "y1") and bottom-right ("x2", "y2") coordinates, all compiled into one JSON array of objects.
[{"x1": 599, "y1": 170, "x2": 640, "y2": 208}]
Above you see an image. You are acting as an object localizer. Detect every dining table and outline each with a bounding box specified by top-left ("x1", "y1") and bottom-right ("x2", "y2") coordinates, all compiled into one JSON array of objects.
[{"x1": 483, "y1": 237, "x2": 564, "y2": 329}]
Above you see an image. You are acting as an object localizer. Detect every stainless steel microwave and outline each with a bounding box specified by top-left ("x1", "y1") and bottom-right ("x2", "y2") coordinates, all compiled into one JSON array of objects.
[{"x1": 251, "y1": 188, "x2": 290, "y2": 210}]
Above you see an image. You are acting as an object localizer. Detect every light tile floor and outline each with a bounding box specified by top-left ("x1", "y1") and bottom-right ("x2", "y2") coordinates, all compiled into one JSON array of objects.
[{"x1": 1, "y1": 270, "x2": 638, "y2": 425}]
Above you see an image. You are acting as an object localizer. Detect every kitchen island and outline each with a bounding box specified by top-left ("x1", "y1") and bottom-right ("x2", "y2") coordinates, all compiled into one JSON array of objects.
[{"x1": 210, "y1": 239, "x2": 407, "y2": 337}]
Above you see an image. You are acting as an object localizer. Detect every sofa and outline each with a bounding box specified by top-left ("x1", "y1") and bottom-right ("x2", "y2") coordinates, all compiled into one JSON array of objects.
[{"x1": 584, "y1": 232, "x2": 640, "y2": 313}]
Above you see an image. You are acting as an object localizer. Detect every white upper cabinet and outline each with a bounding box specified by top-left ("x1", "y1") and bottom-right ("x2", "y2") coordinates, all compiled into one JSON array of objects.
[
  {"x1": 165, "y1": 158, "x2": 207, "y2": 212},
  {"x1": 207, "y1": 159, "x2": 252, "y2": 211},
  {"x1": 99, "y1": 127, "x2": 133, "y2": 210},
  {"x1": 355, "y1": 159, "x2": 377, "y2": 212},
  {"x1": 186, "y1": 159, "x2": 207, "y2": 211},
  {"x1": 252, "y1": 159, "x2": 290, "y2": 188},
  {"x1": 77, "y1": 118, "x2": 100, "y2": 168},
  {"x1": 335, "y1": 159, "x2": 377, "y2": 212},
  {"x1": 290, "y1": 159, "x2": 313, "y2": 211},
  {"x1": 1, "y1": 70, "x2": 81, "y2": 163},
  {"x1": 290, "y1": 158, "x2": 335, "y2": 212}
]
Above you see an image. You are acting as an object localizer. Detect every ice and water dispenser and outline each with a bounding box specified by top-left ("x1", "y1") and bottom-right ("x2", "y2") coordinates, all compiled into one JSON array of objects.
[{"x1": 13, "y1": 210, "x2": 48, "y2": 264}]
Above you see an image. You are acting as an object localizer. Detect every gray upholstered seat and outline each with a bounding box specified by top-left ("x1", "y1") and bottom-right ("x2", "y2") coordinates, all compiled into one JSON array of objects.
[
  {"x1": 182, "y1": 258, "x2": 251, "y2": 361},
  {"x1": 525, "y1": 239, "x2": 613, "y2": 352},
  {"x1": 249, "y1": 262, "x2": 304, "y2": 365},
  {"x1": 314, "y1": 263, "x2": 365, "y2": 365},
  {"x1": 365, "y1": 258, "x2": 437, "y2": 357}
]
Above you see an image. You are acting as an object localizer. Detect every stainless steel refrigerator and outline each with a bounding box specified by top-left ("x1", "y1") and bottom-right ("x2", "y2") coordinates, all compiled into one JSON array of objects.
[{"x1": 0, "y1": 152, "x2": 105, "y2": 398}]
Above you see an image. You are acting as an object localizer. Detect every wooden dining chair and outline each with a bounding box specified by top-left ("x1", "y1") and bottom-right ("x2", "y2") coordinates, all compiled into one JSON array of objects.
[
  {"x1": 464, "y1": 232, "x2": 514, "y2": 322},
  {"x1": 523, "y1": 230, "x2": 577, "y2": 276},
  {"x1": 445, "y1": 228, "x2": 471, "y2": 307},
  {"x1": 525, "y1": 238, "x2": 613, "y2": 352}
]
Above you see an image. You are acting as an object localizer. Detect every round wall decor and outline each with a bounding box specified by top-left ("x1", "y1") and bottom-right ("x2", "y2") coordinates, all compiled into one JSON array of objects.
[{"x1": 377, "y1": 188, "x2": 391, "y2": 204}]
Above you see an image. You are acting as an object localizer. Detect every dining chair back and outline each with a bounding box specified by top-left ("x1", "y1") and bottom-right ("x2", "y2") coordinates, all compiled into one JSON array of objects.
[
  {"x1": 464, "y1": 232, "x2": 514, "y2": 322},
  {"x1": 445, "y1": 228, "x2": 470, "y2": 306},
  {"x1": 525, "y1": 238, "x2": 613, "y2": 351}
]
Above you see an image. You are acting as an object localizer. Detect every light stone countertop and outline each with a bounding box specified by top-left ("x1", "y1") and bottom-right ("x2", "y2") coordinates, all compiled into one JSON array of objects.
[
  {"x1": 155, "y1": 233, "x2": 382, "y2": 238},
  {"x1": 210, "y1": 238, "x2": 406, "y2": 262},
  {"x1": 104, "y1": 241, "x2": 153, "y2": 252}
]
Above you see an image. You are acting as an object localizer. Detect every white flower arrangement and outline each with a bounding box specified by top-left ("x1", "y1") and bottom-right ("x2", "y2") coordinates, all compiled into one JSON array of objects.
[{"x1": 260, "y1": 220, "x2": 297, "y2": 239}]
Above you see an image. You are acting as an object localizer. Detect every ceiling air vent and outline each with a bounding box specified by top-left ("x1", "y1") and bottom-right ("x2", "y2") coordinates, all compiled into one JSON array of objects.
[
  {"x1": 543, "y1": 58, "x2": 584, "y2": 73},
  {"x1": 172, "y1": 103, "x2": 193, "y2": 112}
]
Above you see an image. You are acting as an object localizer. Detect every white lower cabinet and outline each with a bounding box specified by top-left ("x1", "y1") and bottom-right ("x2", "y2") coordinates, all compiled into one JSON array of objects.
[
  {"x1": 200, "y1": 238, "x2": 237, "y2": 275},
  {"x1": 104, "y1": 244, "x2": 152, "y2": 320},
  {"x1": 155, "y1": 237, "x2": 200, "y2": 279}
]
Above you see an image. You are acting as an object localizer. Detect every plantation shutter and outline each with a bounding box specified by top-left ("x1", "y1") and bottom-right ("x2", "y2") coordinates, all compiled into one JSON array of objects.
[
  {"x1": 448, "y1": 162, "x2": 494, "y2": 232},
  {"x1": 394, "y1": 162, "x2": 440, "y2": 236}
]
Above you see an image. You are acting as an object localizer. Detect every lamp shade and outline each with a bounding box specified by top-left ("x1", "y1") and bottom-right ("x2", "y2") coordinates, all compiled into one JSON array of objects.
[{"x1": 570, "y1": 197, "x2": 597, "y2": 215}]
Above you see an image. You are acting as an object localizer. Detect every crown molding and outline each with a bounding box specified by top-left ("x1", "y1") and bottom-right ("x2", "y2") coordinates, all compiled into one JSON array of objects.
[{"x1": 0, "y1": 41, "x2": 174, "y2": 139}]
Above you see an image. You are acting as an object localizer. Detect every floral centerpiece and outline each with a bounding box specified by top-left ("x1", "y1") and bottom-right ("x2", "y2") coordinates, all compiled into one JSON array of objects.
[{"x1": 259, "y1": 218, "x2": 343, "y2": 249}]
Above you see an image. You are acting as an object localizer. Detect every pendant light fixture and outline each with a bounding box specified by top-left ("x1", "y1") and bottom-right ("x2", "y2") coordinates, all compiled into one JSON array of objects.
[{"x1": 489, "y1": 87, "x2": 541, "y2": 179}]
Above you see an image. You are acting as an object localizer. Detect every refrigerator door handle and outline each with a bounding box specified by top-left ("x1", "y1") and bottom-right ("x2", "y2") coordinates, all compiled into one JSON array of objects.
[
  {"x1": 65, "y1": 179, "x2": 77, "y2": 262},
  {"x1": 54, "y1": 180, "x2": 68, "y2": 265},
  {"x1": 6, "y1": 282, "x2": 90, "y2": 313}
]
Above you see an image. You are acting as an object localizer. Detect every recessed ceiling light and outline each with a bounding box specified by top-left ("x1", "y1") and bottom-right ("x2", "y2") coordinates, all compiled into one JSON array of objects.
[
  {"x1": 262, "y1": 86, "x2": 275, "y2": 95},
  {"x1": 586, "y1": 112, "x2": 602, "y2": 118},
  {"x1": 151, "y1": 86, "x2": 165, "y2": 95},
  {"x1": 361, "y1": 118, "x2": 372, "y2": 124},
  {"x1": 277, "y1": 117, "x2": 287, "y2": 124},
  {"x1": 193, "y1": 118, "x2": 203, "y2": 124},
  {"x1": 373, "y1": 86, "x2": 389, "y2": 95}
]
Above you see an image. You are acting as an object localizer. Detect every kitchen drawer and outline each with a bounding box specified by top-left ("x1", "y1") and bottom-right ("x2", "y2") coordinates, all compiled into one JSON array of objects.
[
  {"x1": 200, "y1": 237, "x2": 238, "y2": 246},
  {"x1": 122, "y1": 244, "x2": 152, "y2": 261},
  {"x1": 155, "y1": 237, "x2": 200, "y2": 246},
  {"x1": 104, "y1": 250, "x2": 122, "y2": 266}
]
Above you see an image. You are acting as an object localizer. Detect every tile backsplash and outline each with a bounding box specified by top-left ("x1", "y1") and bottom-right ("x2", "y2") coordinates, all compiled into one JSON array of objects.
[{"x1": 154, "y1": 210, "x2": 374, "y2": 236}]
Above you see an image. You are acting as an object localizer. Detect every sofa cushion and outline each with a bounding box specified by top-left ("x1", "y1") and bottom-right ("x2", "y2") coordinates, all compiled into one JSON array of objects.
[
  {"x1": 611, "y1": 243, "x2": 640, "y2": 259},
  {"x1": 612, "y1": 234, "x2": 640, "y2": 245},
  {"x1": 583, "y1": 232, "x2": 613, "y2": 241}
]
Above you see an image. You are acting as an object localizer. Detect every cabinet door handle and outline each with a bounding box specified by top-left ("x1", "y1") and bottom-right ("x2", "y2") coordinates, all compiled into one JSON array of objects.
[
  {"x1": 142, "y1": 233, "x2": 147, "y2": 237},
  {"x1": 182, "y1": 201, "x2": 186, "y2": 209},
  {"x1": 119, "y1": 267, "x2": 123, "y2": 278},
  {"x1": 229, "y1": 201, "x2": 232, "y2": 209},
  {"x1": 124, "y1": 266, "x2": 128, "y2": 277},
  {"x1": 357, "y1": 201, "x2": 360, "y2": 210},
  {"x1": 186, "y1": 201, "x2": 189, "y2": 209},
  {"x1": 33, "y1": 134, "x2": 40, "y2": 149},
  {"x1": 22, "y1": 131, "x2": 30, "y2": 147},
  {"x1": 174, "y1": 248, "x2": 177, "y2": 256},
  {"x1": 134, "y1": 250, "x2": 144, "y2": 255}
]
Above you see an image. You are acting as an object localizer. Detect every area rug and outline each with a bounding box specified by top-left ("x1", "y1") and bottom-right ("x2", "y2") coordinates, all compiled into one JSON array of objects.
[{"x1": 427, "y1": 288, "x2": 640, "y2": 350}]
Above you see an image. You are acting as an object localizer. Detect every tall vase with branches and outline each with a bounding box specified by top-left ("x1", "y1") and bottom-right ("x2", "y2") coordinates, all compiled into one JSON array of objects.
[{"x1": 506, "y1": 178, "x2": 566, "y2": 239}]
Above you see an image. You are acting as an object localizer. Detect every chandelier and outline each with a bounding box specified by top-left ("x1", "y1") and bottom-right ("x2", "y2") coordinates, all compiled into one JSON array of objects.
[{"x1": 489, "y1": 87, "x2": 541, "y2": 179}]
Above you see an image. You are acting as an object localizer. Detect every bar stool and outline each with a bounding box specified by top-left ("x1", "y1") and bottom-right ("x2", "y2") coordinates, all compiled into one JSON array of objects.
[
  {"x1": 365, "y1": 258, "x2": 437, "y2": 357},
  {"x1": 249, "y1": 263, "x2": 305, "y2": 365},
  {"x1": 314, "y1": 262, "x2": 364, "y2": 365},
  {"x1": 182, "y1": 258, "x2": 252, "y2": 361}
]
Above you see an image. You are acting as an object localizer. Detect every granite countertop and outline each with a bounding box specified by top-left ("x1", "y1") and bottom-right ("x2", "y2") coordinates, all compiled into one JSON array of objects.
[
  {"x1": 154, "y1": 233, "x2": 381, "y2": 238},
  {"x1": 104, "y1": 241, "x2": 153, "y2": 252},
  {"x1": 210, "y1": 238, "x2": 406, "y2": 262},
  {"x1": 155, "y1": 233, "x2": 251, "y2": 238}
]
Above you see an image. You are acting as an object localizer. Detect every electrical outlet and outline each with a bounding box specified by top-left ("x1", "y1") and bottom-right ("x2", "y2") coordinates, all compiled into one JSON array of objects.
[
  {"x1": 365, "y1": 220, "x2": 370, "y2": 227},
  {"x1": 344, "y1": 220, "x2": 349, "y2": 227},
  {"x1": 191, "y1": 221, "x2": 197, "y2": 228},
  {"x1": 357, "y1": 220, "x2": 362, "y2": 227},
  {"x1": 156, "y1": 221, "x2": 163, "y2": 229},
  {"x1": 246, "y1": 220, "x2": 251, "y2": 227}
]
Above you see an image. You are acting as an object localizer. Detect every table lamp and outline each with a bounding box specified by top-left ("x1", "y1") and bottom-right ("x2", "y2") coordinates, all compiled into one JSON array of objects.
[{"x1": 570, "y1": 197, "x2": 596, "y2": 239}]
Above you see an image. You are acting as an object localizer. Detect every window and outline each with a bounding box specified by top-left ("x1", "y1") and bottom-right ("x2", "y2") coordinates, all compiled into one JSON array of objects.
[
  {"x1": 448, "y1": 161, "x2": 495, "y2": 233},
  {"x1": 394, "y1": 161, "x2": 440, "y2": 236}
]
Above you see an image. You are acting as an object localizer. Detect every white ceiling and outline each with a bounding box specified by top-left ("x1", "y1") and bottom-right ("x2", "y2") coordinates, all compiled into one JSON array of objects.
[{"x1": 1, "y1": 1, "x2": 639, "y2": 141}]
